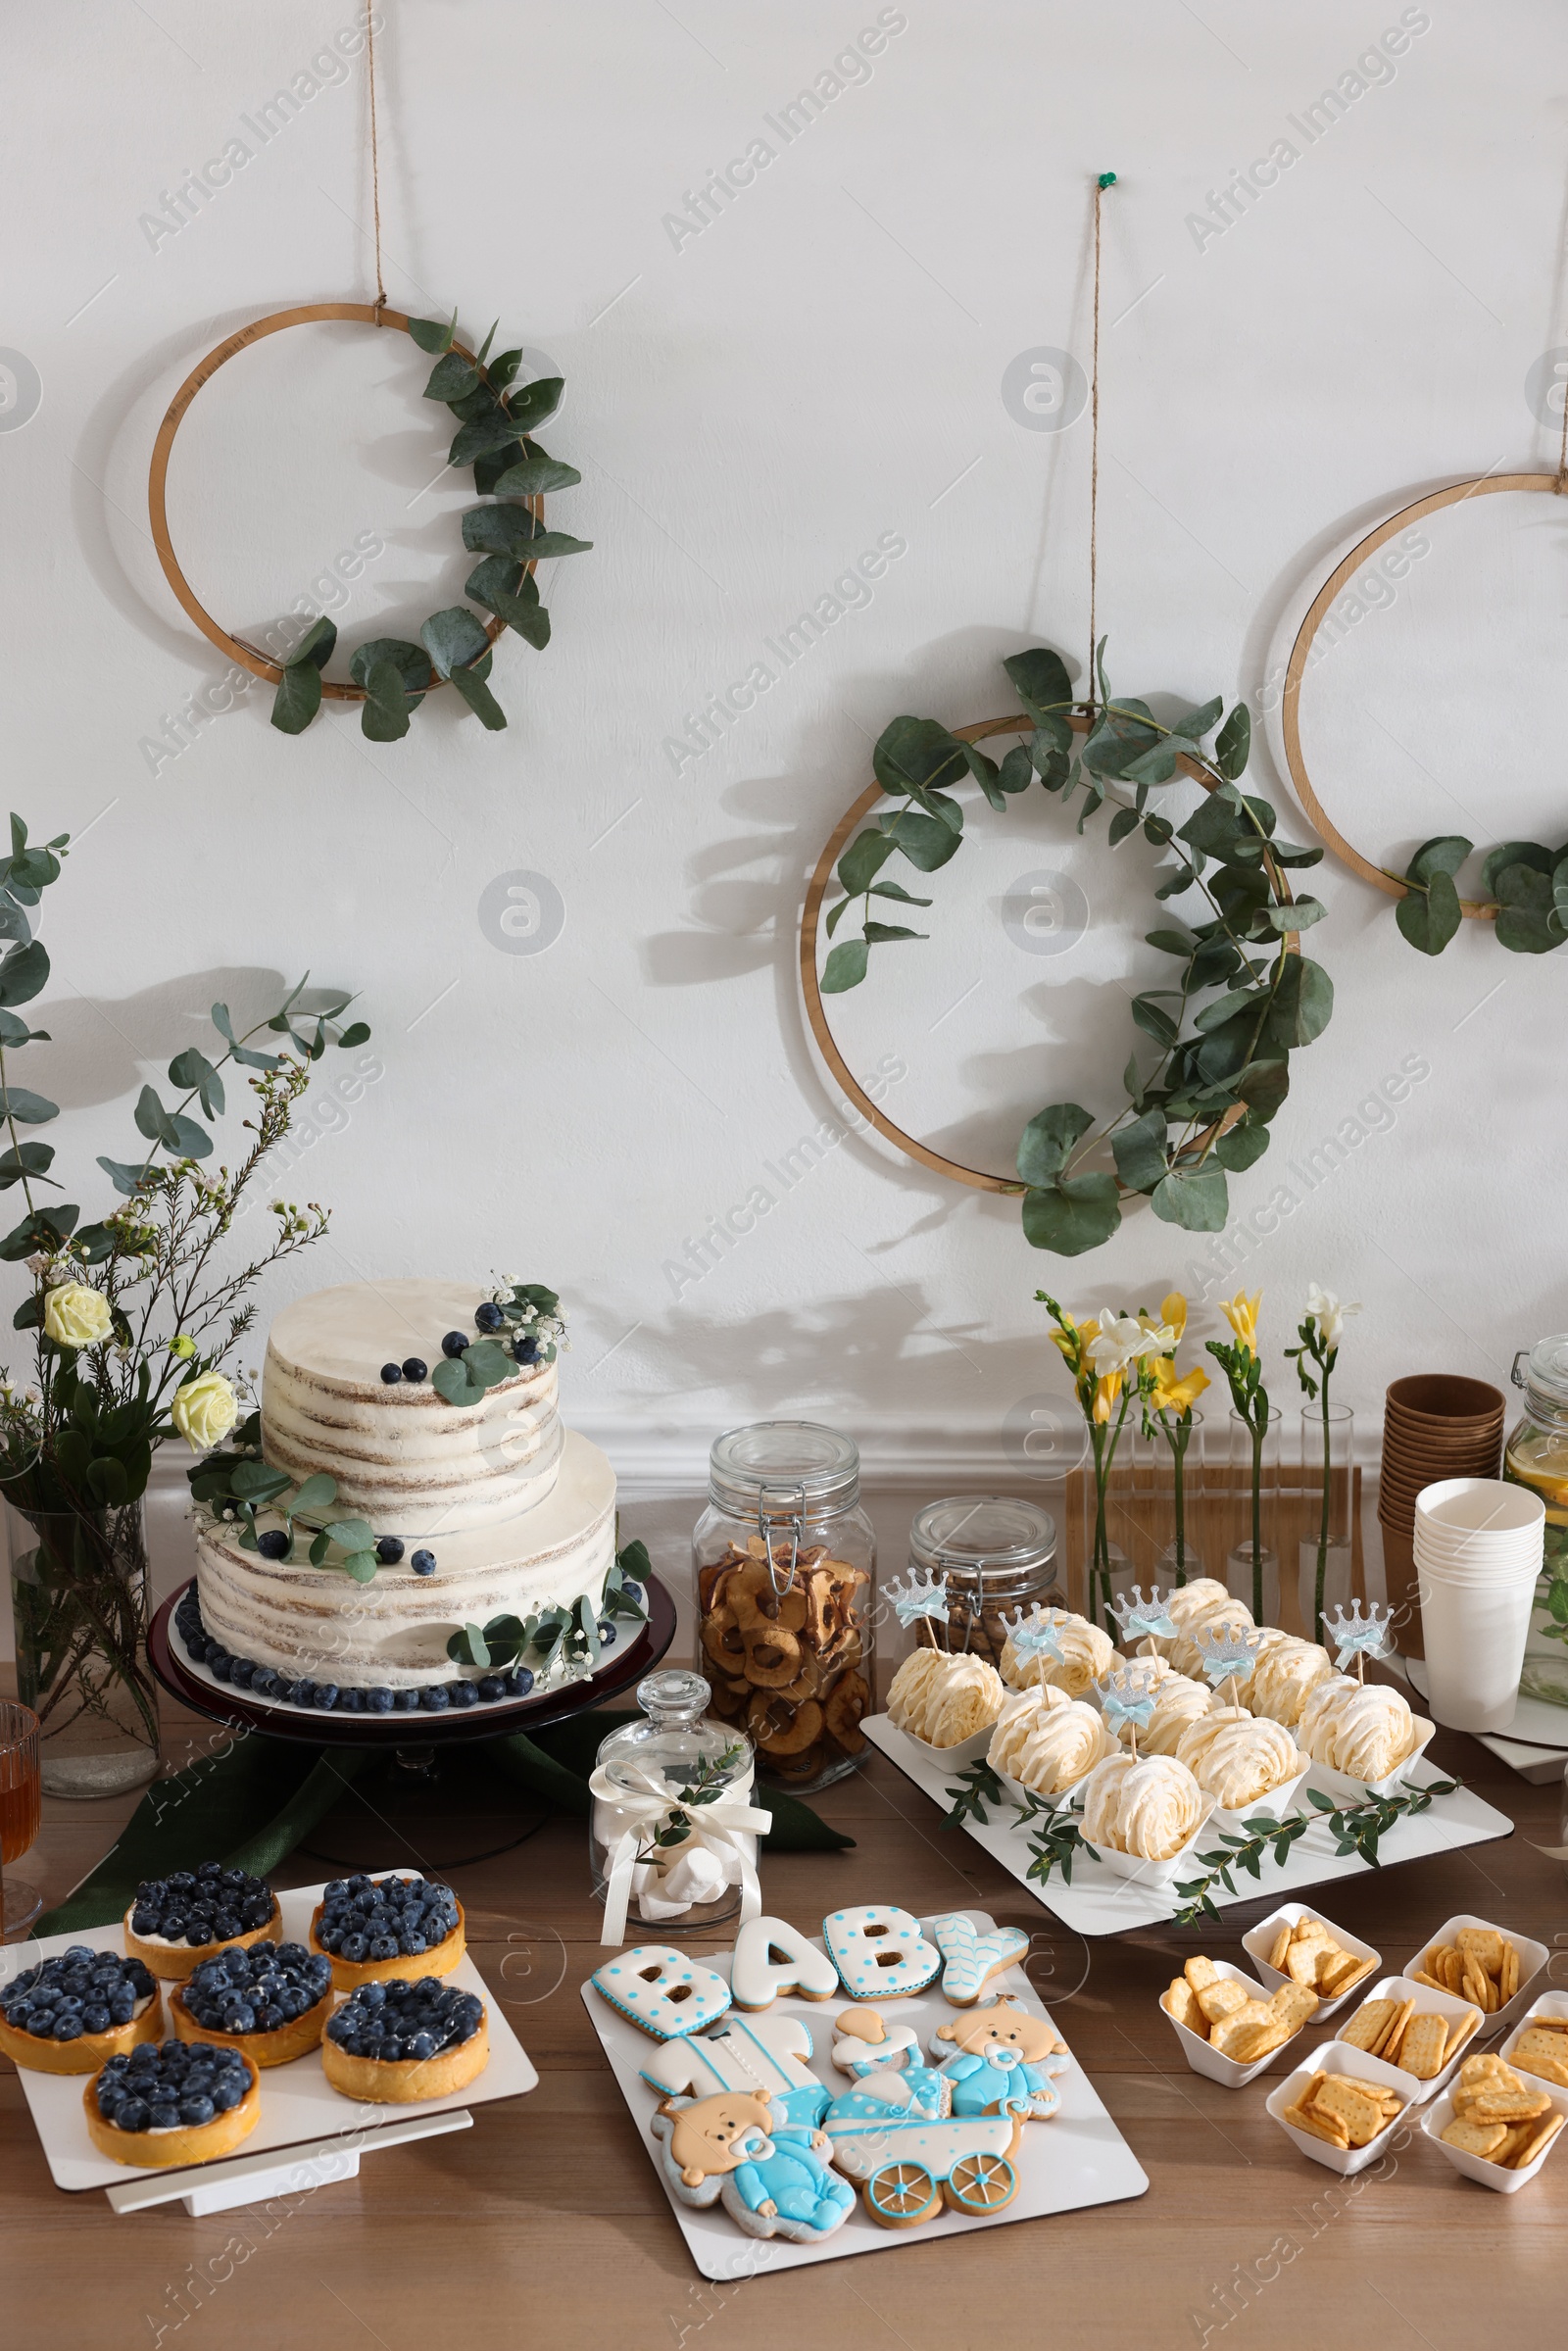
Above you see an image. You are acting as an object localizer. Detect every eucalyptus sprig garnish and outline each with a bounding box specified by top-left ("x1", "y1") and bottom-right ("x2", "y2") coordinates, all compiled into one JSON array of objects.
[
  {"x1": 820, "y1": 642, "x2": 1334, "y2": 1257},
  {"x1": 1022, "y1": 1808, "x2": 1090, "y2": 1888},
  {"x1": 1169, "y1": 1778, "x2": 1460, "y2": 1926},
  {"x1": 191, "y1": 1420, "x2": 397, "y2": 1583},
  {"x1": 270, "y1": 314, "x2": 592, "y2": 741},
  {"x1": 944, "y1": 1759, "x2": 1009, "y2": 1828}
]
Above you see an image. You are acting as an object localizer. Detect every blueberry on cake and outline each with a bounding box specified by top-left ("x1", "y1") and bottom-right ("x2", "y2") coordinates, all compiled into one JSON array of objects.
[
  {"x1": 309, "y1": 1873, "x2": 465, "y2": 1989},
  {"x1": 0, "y1": 1947, "x2": 162, "y2": 2075},
  {"x1": 85, "y1": 2037, "x2": 260, "y2": 2168},
  {"x1": 321, "y1": 1976, "x2": 489, "y2": 2103},
  {"x1": 171, "y1": 1939, "x2": 335, "y2": 2066},
  {"x1": 123, "y1": 1862, "x2": 280, "y2": 1980}
]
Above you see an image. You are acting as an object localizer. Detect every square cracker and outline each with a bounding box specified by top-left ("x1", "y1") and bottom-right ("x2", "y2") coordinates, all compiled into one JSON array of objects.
[
  {"x1": 1267, "y1": 1924, "x2": 1292, "y2": 1972},
  {"x1": 1397, "y1": 2012, "x2": 1449, "y2": 2082},
  {"x1": 1163, "y1": 1977, "x2": 1205, "y2": 2036},
  {"x1": 1442, "y1": 2114, "x2": 1508, "y2": 2158},
  {"x1": 1184, "y1": 1955, "x2": 1221, "y2": 1991},
  {"x1": 1512, "y1": 2112, "x2": 1565, "y2": 2170},
  {"x1": 1342, "y1": 1999, "x2": 1395, "y2": 2054},
  {"x1": 1287, "y1": 2099, "x2": 1348, "y2": 2148},
  {"x1": 1227, "y1": 2018, "x2": 1293, "y2": 2065},
  {"x1": 1470, "y1": 2086, "x2": 1552, "y2": 2122},
  {"x1": 1442, "y1": 2011, "x2": 1480, "y2": 2066},
  {"x1": 1373, "y1": 1997, "x2": 1416, "y2": 2063},
  {"x1": 1501, "y1": 1939, "x2": 1520, "y2": 2003},
  {"x1": 1314, "y1": 2074, "x2": 1388, "y2": 2147},
  {"x1": 1319, "y1": 1950, "x2": 1372, "y2": 1996},
  {"x1": 1197, "y1": 1977, "x2": 1249, "y2": 2025},
  {"x1": 1286, "y1": 1939, "x2": 1323, "y2": 1986},
  {"x1": 1269, "y1": 1982, "x2": 1318, "y2": 2030},
  {"x1": 1455, "y1": 1926, "x2": 1503, "y2": 1974}
]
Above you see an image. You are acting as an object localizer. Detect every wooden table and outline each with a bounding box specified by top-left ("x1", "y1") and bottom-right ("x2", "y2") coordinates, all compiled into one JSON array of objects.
[{"x1": 4, "y1": 1687, "x2": 1564, "y2": 2351}]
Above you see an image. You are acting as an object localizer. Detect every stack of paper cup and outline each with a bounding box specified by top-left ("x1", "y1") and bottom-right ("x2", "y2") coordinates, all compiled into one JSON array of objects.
[
  {"x1": 1414, "y1": 1479, "x2": 1545, "y2": 1733},
  {"x1": 1378, "y1": 1377, "x2": 1505, "y2": 1659}
]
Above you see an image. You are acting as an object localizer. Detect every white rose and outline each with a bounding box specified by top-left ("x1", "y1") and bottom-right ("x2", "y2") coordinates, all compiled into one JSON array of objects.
[
  {"x1": 171, "y1": 1371, "x2": 240, "y2": 1451},
  {"x1": 42, "y1": 1283, "x2": 114, "y2": 1349}
]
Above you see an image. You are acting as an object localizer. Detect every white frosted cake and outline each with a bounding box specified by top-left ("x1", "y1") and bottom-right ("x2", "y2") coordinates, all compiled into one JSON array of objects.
[{"x1": 187, "y1": 1279, "x2": 620, "y2": 1702}]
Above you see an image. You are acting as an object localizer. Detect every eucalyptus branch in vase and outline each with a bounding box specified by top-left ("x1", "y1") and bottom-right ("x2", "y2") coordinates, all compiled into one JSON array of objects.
[{"x1": 1286, "y1": 1284, "x2": 1361, "y2": 1645}]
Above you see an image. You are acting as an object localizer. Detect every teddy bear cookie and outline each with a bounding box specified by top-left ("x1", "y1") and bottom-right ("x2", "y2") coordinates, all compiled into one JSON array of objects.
[
  {"x1": 309, "y1": 1873, "x2": 465, "y2": 1988},
  {"x1": 172, "y1": 1940, "x2": 336, "y2": 2066},
  {"x1": 830, "y1": 2006, "x2": 921, "y2": 2077},
  {"x1": 728, "y1": 1914, "x2": 841, "y2": 2010},
  {"x1": 321, "y1": 1977, "x2": 489, "y2": 2103},
  {"x1": 929, "y1": 1997, "x2": 1070, "y2": 2121},
  {"x1": 651, "y1": 2088, "x2": 856, "y2": 2242},
  {"x1": 123, "y1": 1864, "x2": 280, "y2": 1981},
  {"x1": 0, "y1": 1947, "x2": 162, "y2": 2075},
  {"x1": 85, "y1": 2038, "x2": 260, "y2": 2167}
]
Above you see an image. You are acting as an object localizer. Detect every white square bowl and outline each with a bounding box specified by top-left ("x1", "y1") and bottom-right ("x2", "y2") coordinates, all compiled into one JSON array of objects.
[
  {"x1": 1241, "y1": 1902, "x2": 1381, "y2": 2021},
  {"x1": 1265, "y1": 2040, "x2": 1413, "y2": 2175},
  {"x1": 989, "y1": 1759, "x2": 1077, "y2": 1814},
  {"x1": 1158, "y1": 1959, "x2": 1308, "y2": 2088},
  {"x1": 1498, "y1": 1987, "x2": 1568, "y2": 2077},
  {"x1": 1416, "y1": 1913, "x2": 1550, "y2": 2033},
  {"x1": 1301, "y1": 1715, "x2": 1438, "y2": 1803},
  {"x1": 1421, "y1": 2081, "x2": 1567, "y2": 2192},
  {"x1": 1335, "y1": 1976, "x2": 1484, "y2": 2104},
  {"x1": 1080, "y1": 1793, "x2": 1218, "y2": 1888},
  {"x1": 896, "y1": 1717, "x2": 1001, "y2": 1771},
  {"x1": 1210, "y1": 1755, "x2": 1312, "y2": 1834}
]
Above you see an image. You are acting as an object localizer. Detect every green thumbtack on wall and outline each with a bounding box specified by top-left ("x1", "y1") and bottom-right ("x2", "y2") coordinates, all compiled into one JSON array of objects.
[{"x1": 1098, "y1": 171, "x2": 1117, "y2": 188}]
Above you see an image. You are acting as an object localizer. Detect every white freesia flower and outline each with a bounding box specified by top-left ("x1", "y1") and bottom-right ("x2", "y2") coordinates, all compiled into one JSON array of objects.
[
  {"x1": 1088, "y1": 1309, "x2": 1173, "y2": 1375},
  {"x1": 1305, "y1": 1284, "x2": 1361, "y2": 1353}
]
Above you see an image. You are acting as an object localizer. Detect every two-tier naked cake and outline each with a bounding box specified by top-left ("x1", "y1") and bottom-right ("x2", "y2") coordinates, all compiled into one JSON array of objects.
[{"x1": 181, "y1": 1279, "x2": 621, "y2": 1712}]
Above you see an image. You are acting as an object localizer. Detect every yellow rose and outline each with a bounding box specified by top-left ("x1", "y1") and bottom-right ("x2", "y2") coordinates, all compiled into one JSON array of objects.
[
  {"x1": 42, "y1": 1283, "x2": 113, "y2": 1349},
  {"x1": 171, "y1": 1370, "x2": 240, "y2": 1451}
]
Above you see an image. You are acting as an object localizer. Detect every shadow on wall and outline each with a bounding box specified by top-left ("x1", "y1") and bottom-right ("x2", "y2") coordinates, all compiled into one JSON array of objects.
[{"x1": 26, "y1": 966, "x2": 291, "y2": 1111}]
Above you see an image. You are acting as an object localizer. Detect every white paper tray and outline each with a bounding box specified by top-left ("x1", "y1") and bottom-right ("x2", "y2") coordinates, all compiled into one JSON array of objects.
[
  {"x1": 861, "y1": 1718, "x2": 1516, "y2": 1935},
  {"x1": 581, "y1": 1908, "x2": 1148, "y2": 2278},
  {"x1": 4, "y1": 1874, "x2": 537, "y2": 2196}
]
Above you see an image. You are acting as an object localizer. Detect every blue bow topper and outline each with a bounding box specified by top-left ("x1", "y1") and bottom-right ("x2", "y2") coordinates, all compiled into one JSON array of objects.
[
  {"x1": 1324, "y1": 1599, "x2": 1394, "y2": 1672},
  {"x1": 999, "y1": 1604, "x2": 1069, "y2": 1668},
  {"x1": 885, "y1": 1570, "x2": 951, "y2": 1632},
  {"x1": 1095, "y1": 1664, "x2": 1162, "y2": 1737},
  {"x1": 1193, "y1": 1624, "x2": 1269, "y2": 1690},
  {"x1": 1106, "y1": 1586, "x2": 1178, "y2": 1648}
]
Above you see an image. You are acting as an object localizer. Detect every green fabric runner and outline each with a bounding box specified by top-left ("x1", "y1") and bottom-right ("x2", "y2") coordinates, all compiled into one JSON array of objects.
[{"x1": 36, "y1": 1709, "x2": 852, "y2": 1935}]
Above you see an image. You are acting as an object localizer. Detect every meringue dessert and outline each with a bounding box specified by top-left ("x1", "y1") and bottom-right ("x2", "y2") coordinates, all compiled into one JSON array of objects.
[
  {"x1": 1128, "y1": 1667, "x2": 1214, "y2": 1757},
  {"x1": 988, "y1": 1685, "x2": 1117, "y2": 1796},
  {"x1": 1161, "y1": 1579, "x2": 1255, "y2": 1681},
  {"x1": 1298, "y1": 1675, "x2": 1432, "y2": 1785},
  {"x1": 886, "y1": 1646, "x2": 1005, "y2": 1747},
  {"x1": 1000, "y1": 1607, "x2": 1115, "y2": 1698},
  {"x1": 1080, "y1": 1751, "x2": 1208, "y2": 1860},
  {"x1": 1247, "y1": 1634, "x2": 1337, "y2": 1728},
  {"x1": 1175, "y1": 1704, "x2": 1305, "y2": 1810}
]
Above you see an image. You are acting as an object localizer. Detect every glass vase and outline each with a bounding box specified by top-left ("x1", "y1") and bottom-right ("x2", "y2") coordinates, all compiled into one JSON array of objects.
[
  {"x1": 1225, "y1": 1406, "x2": 1281, "y2": 1628},
  {"x1": 1298, "y1": 1402, "x2": 1354, "y2": 1646},
  {"x1": 1154, "y1": 1409, "x2": 1206, "y2": 1589},
  {"x1": 7, "y1": 1501, "x2": 161, "y2": 1797}
]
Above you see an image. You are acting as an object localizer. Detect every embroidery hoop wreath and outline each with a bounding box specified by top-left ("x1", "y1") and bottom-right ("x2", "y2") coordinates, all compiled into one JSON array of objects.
[
  {"x1": 800, "y1": 644, "x2": 1334, "y2": 1257},
  {"x1": 147, "y1": 302, "x2": 592, "y2": 739},
  {"x1": 1281, "y1": 472, "x2": 1568, "y2": 955}
]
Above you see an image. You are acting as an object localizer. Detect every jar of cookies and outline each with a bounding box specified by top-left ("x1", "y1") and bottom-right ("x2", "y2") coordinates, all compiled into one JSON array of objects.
[
  {"x1": 694, "y1": 1421, "x2": 874, "y2": 1792},
  {"x1": 588, "y1": 1669, "x2": 770, "y2": 1944},
  {"x1": 906, "y1": 1495, "x2": 1060, "y2": 1669}
]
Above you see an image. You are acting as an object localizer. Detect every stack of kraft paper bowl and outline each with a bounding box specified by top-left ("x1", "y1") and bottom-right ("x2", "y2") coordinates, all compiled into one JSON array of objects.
[
  {"x1": 1414, "y1": 1478, "x2": 1546, "y2": 1732},
  {"x1": 1378, "y1": 1377, "x2": 1505, "y2": 1658}
]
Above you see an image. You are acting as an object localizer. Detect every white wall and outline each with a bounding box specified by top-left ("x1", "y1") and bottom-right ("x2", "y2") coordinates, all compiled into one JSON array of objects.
[{"x1": 3, "y1": 0, "x2": 1562, "y2": 1547}]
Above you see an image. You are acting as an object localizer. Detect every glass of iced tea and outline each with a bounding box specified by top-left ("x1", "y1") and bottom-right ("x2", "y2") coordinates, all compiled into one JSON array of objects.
[{"x1": 0, "y1": 1699, "x2": 42, "y2": 1937}]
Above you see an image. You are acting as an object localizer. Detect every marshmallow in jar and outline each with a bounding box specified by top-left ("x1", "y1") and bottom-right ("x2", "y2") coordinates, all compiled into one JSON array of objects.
[{"x1": 589, "y1": 1669, "x2": 770, "y2": 1945}]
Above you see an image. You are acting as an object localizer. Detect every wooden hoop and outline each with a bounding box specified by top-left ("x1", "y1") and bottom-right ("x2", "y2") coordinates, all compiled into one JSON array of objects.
[
  {"x1": 799, "y1": 711, "x2": 1286, "y2": 1194},
  {"x1": 147, "y1": 303, "x2": 513, "y2": 699},
  {"x1": 1281, "y1": 471, "x2": 1566, "y2": 919}
]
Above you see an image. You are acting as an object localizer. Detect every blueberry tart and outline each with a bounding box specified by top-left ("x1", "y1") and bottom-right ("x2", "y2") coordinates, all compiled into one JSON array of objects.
[
  {"x1": 308, "y1": 1873, "x2": 465, "y2": 1990},
  {"x1": 171, "y1": 1939, "x2": 335, "y2": 2067},
  {"x1": 321, "y1": 1976, "x2": 489, "y2": 2104},
  {"x1": 123, "y1": 1862, "x2": 281, "y2": 1981},
  {"x1": 85, "y1": 2037, "x2": 260, "y2": 2168},
  {"x1": 0, "y1": 1947, "x2": 163, "y2": 2076}
]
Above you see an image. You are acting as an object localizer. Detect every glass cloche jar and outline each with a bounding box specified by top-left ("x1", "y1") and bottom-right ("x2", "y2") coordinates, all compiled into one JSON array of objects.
[
  {"x1": 906, "y1": 1494, "x2": 1060, "y2": 1668},
  {"x1": 693, "y1": 1420, "x2": 874, "y2": 1792},
  {"x1": 1506, "y1": 1337, "x2": 1568, "y2": 1709},
  {"x1": 588, "y1": 1669, "x2": 769, "y2": 1944}
]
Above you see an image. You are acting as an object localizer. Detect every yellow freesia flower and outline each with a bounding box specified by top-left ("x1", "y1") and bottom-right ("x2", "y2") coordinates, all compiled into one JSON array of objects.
[
  {"x1": 1092, "y1": 1370, "x2": 1123, "y2": 1424},
  {"x1": 1152, "y1": 1360, "x2": 1209, "y2": 1415},
  {"x1": 1161, "y1": 1292, "x2": 1188, "y2": 1345},
  {"x1": 1219, "y1": 1289, "x2": 1262, "y2": 1355}
]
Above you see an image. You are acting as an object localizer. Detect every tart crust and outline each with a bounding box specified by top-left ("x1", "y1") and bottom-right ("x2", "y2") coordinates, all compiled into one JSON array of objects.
[
  {"x1": 320, "y1": 2010, "x2": 489, "y2": 2104},
  {"x1": 308, "y1": 1898, "x2": 466, "y2": 1990},
  {"x1": 83, "y1": 2058, "x2": 262, "y2": 2168},
  {"x1": 122, "y1": 1901, "x2": 282, "y2": 1982},
  {"x1": 0, "y1": 1992, "x2": 164, "y2": 2077},
  {"x1": 170, "y1": 1981, "x2": 332, "y2": 2067}
]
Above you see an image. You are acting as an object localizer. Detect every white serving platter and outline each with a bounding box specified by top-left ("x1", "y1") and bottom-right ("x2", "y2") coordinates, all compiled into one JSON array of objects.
[
  {"x1": 581, "y1": 1908, "x2": 1148, "y2": 2278},
  {"x1": 861, "y1": 1716, "x2": 1516, "y2": 1936},
  {"x1": 3, "y1": 1874, "x2": 537, "y2": 2203},
  {"x1": 1476, "y1": 1735, "x2": 1567, "y2": 1784}
]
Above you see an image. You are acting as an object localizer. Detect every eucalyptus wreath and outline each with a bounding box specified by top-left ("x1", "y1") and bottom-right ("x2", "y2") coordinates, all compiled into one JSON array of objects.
[
  {"x1": 1393, "y1": 831, "x2": 1568, "y2": 956},
  {"x1": 270, "y1": 312, "x2": 592, "y2": 740},
  {"x1": 820, "y1": 643, "x2": 1336, "y2": 1256}
]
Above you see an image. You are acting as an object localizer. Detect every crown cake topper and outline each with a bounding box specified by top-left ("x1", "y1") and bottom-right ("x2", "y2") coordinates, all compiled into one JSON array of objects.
[
  {"x1": 1323, "y1": 1598, "x2": 1394, "y2": 1672},
  {"x1": 1193, "y1": 1624, "x2": 1269, "y2": 1689},
  {"x1": 885, "y1": 1569, "x2": 952, "y2": 1632},
  {"x1": 1106, "y1": 1586, "x2": 1178, "y2": 1647},
  {"x1": 1095, "y1": 1663, "x2": 1161, "y2": 1736},
  {"x1": 999, "y1": 1603, "x2": 1068, "y2": 1667}
]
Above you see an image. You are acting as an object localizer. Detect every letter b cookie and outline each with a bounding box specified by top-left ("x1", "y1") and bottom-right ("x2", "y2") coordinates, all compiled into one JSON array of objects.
[{"x1": 822, "y1": 1904, "x2": 941, "y2": 1998}]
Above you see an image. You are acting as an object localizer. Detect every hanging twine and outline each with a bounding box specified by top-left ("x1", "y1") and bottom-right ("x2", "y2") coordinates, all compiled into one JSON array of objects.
[
  {"x1": 1087, "y1": 171, "x2": 1115, "y2": 711},
  {"x1": 366, "y1": 0, "x2": 387, "y2": 318},
  {"x1": 1558, "y1": 341, "x2": 1568, "y2": 491}
]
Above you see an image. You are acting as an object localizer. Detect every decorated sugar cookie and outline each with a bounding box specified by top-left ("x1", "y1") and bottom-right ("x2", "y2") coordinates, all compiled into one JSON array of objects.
[
  {"x1": 729, "y1": 1915, "x2": 840, "y2": 2011},
  {"x1": 651, "y1": 2089, "x2": 856, "y2": 2242},
  {"x1": 930, "y1": 1997, "x2": 1069, "y2": 2121},
  {"x1": 830, "y1": 2005, "x2": 920, "y2": 2077},
  {"x1": 930, "y1": 1915, "x2": 1031, "y2": 2007},
  {"x1": 640, "y1": 2011, "x2": 830, "y2": 2136},
  {"x1": 823, "y1": 2067, "x2": 1022, "y2": 2228},
  {"x1": 822, "y1": 1904, "x2": 941, "y2": 1999},
  {"x1": 590, "y1": 1945, "x2": 731, "y2": 2039}
]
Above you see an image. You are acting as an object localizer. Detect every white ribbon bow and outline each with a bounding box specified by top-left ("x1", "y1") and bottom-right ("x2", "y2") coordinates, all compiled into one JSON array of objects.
[{"x1": 589, "y1": 1760, "x2": 772, "y2": 1946}]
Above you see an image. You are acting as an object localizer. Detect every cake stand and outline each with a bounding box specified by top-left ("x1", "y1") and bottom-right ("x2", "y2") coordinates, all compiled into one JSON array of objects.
[{"x1": 147, "y1": 1575, "x2": 676, "y2": 1868}]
